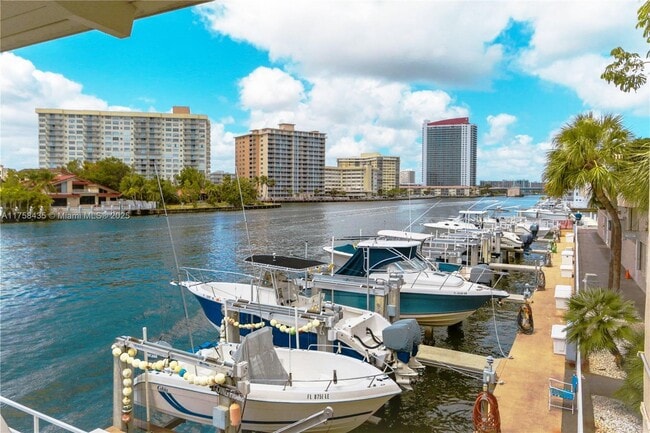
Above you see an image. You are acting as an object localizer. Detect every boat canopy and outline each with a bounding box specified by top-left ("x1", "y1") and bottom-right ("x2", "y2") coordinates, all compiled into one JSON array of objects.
[
  {"x1": 335, "y1": 240, "x2": 420, "y2": 277},
  {"x1": 245, "y1": 255, "x2": 325, "y2": 272}
]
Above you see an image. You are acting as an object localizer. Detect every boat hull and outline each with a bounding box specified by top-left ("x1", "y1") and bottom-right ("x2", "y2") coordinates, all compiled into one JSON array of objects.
[
  {"x1": 134, "y1": 363, "x2": 399, "y2": 433},
  {"x1": 322, "y1": 289, "x2": 501, "y2": 326}
]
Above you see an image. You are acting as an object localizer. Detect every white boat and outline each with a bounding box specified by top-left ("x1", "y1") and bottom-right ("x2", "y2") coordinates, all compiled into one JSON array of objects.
[
  {"x1": 517, "y1": 198, "x2": 572, "y2": 221},
  {"x1": 176, "y1": 255, "x2": 424, "y2": 388},
  {"x1": 315, "y1": 239, "x2": 509, "y2": 327},
  {"x1": 126, "y1": 327, "x2": 401, "y2": 433}
]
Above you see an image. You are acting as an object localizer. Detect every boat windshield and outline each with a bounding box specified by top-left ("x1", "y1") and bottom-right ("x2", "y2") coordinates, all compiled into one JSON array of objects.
[{"x1": 374, "y1": 256, "x2": 429, "y2": 273}]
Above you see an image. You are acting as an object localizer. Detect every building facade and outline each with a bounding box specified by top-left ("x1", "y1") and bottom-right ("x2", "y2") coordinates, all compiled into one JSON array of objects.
[
  {"x1": 337, "y1": 153, "x2": 400, "y2": 194},
  {"x1": 324, "y1": 165, "x2": 373, "y2": 197},
  {"x1": 235, "y1": 123, "x2": 326, "y2": 200},
  {"x1": 49, "y1": 173, "x2": 121, "y2": 209},
  {"x1": 37, "y1": 106, "x2": 210, "y2": 180},
  {"x1": 422, "y1": 117, "x2": 477, "y2": 187},
  {"x1": 400, "y1": 169, "x2": 416, "y2": 186}
]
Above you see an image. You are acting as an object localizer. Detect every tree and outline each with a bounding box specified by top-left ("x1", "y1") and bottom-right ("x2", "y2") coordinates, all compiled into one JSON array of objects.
[
  {"x1": 119, "y1": 173, "x2": 147, "y2": 200},
  {"x1": 145, "y1": 178, "x2": 179, "y2": 205},
  {"x1": 543, "y1": 113, "x2": 633, "y2": 290},
  {"x1": 601, "y1": 0, "x2": 650, "y2": 92},
  {"x1": 215, "y1": 175, "x2": 258, "y2": 208},
  {"x1": 564, "y1": 287, "x2": 640, "y2": 367},
  {"x1": 81, "y1": 157, "x2": 132, "y2": 191},
  {"x1": 175, "y1": 167, "x2": 206, "y2": 207},
  {"x1": 618, "y1": 137, "x2": 650, "y2": 211},
  {"x1": 614, "y1": 327, "x2": 645, "y2": 412},
  {"x1": 0, "y1": 169, "x2": 53, "y2": 214}
]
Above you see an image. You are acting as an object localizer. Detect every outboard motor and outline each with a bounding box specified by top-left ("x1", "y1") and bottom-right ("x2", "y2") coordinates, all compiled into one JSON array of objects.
[
  {"x1": 382, "y1": 318, "x2": 425, "y2": 389},
  {"x1": 383, "y1": 319, "x2": 422, "y2": 363},
  {"x1": 520, "y1": 233, "x2": 534, "y2": 250},
  {"x1": 529, "y1": 223, "x2": 539, "y2": 239},
  {"x1": 470, "y1": 263, "x2": 494, "y2": 285}
]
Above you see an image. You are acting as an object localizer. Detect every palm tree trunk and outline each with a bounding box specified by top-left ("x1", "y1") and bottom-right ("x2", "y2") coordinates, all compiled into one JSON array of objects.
[{"x1": 594, "y1": 187, "x2": 622, "y2": 290}]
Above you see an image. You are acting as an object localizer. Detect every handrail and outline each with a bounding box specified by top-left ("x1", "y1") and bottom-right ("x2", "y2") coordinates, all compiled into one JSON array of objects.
[
  {"x1": 0, "y1": 395, "x2": 98, "y2": 433},
  {"x1": 574, "y1": 223, "x2": 584, "y2": 433},
  {"x1": 640, "y1": 351, "x2": 650, "y2": 377}
]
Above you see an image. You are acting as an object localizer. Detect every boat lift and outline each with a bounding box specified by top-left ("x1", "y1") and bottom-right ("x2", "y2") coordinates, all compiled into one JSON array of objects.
[{"x1": 112, "y1": 332, "x2": 250, "y2": 433}]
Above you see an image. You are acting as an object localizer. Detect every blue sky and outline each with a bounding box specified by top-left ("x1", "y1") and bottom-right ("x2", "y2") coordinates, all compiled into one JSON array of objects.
[{"x1": 1, "y1": 0, "x2": 648, "y2": 182}]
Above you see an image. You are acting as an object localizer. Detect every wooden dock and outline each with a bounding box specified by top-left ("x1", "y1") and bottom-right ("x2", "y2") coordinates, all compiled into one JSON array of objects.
[{"x1": 416, "y1": 344, "x2": 502, "y2": 375}]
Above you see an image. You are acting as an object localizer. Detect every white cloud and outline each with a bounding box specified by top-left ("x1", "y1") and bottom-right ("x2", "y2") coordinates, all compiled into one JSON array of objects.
[
  {"x1": 210, "y1": 120, "x2": 236, "y2": 173},
  {"x1": 239, "y1": 67, "x2": 305, "y2": 111},
  {"x1": 198, "y1": 1, "x2": 509, "y2": 87},
  {"x1": 533, "y1": 54, "x2": 650, "y2": 115},
  {"x1": 237, "y1": 70, "x2": 468, "y2": 167},
  {"x1": 478, "y1": 134, "x2": 549, "y2": 181},
  {"x1": 0, "y1": 52, "x2": 131, "y2": 170},
  {"x1": 484, "y1": 114, "x2": 517, "y2": 145},
  {"x1": 199, "y1": 0, "x2": 648, "y2": 181}
]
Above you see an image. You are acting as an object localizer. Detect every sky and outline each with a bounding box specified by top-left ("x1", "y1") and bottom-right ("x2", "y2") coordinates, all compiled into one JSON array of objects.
[{"x1": 1, "y1": 0, "x2": 649, "y2": 183}]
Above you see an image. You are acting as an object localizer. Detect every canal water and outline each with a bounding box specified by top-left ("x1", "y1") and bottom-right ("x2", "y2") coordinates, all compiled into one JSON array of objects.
[{"x1": 0, "y1": 196, "x2": 544, "y2": 432}]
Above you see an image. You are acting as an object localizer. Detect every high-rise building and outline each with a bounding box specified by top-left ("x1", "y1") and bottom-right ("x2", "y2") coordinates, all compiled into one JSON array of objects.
[
  {"x1": 37, "y1": 106, "x2": 210, "y2": 180},
  {"x1": 422, "y1": 117, "x2": 476, "y2": 187},
  {"x1": 400, "y1": 169, "x2": 416, "y2": 185},
  {"x1": 235, "y1": 123, "x2": 326, "y2": 200},
  {"x1": 337, "y1": 152, "x2": 400, "y2": 193}
]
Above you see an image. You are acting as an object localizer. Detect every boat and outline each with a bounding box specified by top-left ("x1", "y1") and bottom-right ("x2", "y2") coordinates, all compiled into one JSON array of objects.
[
  {"x1": 517, "y1": 198, "x2": 572, "y2": 221},
  {"x1": 175, "y1": 255, "x2": 425, "y2": 388},
  {"x1": 423, "y1": 210, "x2": 533, "y2": 251},
  {"x1": 119, "y1": 327, "x2": 401, "y2": 433},
  {"x1": 312, "y1": 238, "x2": 509, "y2": 327}
]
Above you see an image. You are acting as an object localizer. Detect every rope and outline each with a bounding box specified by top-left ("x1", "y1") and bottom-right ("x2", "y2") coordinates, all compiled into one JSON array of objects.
[{"x1": 472, "y1": 390, "x2": 501, "y2": 433}]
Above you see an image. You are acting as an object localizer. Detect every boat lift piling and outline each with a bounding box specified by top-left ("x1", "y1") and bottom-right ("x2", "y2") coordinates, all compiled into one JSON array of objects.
[{"x1": 111, "y1": 332, "x2": 250, "y2": 433}]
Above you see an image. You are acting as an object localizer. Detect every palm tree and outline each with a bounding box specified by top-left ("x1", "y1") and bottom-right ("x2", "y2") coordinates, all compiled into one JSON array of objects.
[
  {"x1": 564, "y1": 287, "x2": 640, "y2": 367},
  {"x1": 614, "y1": 327, "x2": 645, "y2": 412},
  {"x1": 543, "y1": 112, "x2": 633, "y2": 290},
  {"x1": 618, "y1": 137, "x2": 650, "y2": 211}
]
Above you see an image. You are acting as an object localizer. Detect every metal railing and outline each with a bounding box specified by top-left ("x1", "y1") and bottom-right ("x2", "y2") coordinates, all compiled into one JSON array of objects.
[
  {"x1": 573, "y1": 223, "x2": 584, "y2": 433},
  {"x1": 0, "y1": 396, "x2": 100, "y2": 433}
]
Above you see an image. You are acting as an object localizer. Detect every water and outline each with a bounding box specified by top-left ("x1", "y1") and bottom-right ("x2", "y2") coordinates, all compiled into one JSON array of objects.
[{"x1": 0, "y1": 196, "x2": 544, "y2": 432}]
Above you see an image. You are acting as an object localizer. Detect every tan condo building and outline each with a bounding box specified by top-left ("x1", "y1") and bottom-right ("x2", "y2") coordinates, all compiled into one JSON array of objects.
[
  {"x1": 37, "y1": 106, "x2": 210, "y2": 180},
  {"x1": 235, "y1": 123, "x2": 326, "y2": 200},
  {"x1": 328, "y1": 152, "x2": 400, "y2": 195}
]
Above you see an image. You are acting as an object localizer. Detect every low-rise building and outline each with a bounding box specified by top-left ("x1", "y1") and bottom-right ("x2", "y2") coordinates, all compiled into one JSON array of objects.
[{"x1": 49, "y1": 173, "x2": 121, "y2": 209}]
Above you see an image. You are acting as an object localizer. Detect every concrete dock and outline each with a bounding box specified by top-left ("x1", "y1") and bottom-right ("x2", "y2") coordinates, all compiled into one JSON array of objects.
[{"x1": 491, "y1": 229, "x2": 574, "y2": 433}]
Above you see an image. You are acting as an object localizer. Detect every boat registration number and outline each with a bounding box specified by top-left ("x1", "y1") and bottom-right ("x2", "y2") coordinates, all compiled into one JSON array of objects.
[{"x1": 306, "y1": 393, "x2": 330, "y2": 400}]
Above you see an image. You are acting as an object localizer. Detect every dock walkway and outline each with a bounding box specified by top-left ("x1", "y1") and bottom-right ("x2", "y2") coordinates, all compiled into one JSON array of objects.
[
  {"x1": 491, "y1": 229, "x2": 574, "y2": 433},
  {"x1": 491, "y1": 226, "x2": 645, "y2": 433}
]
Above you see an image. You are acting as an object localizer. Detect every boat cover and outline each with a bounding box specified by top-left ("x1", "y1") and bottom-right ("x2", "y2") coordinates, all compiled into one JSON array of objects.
[
  {"x1": 245, "y1": 255, "x2": 325, "y2": 271},
  {"x1": 334, "y1": 242, "x2": 419, "y2": 277},
  {"x1": 233, "y1": 327, "x2": 289, "y2": 385},
  {"x1": 382, "y1": 319, "x2": 422, "y2": 355}
]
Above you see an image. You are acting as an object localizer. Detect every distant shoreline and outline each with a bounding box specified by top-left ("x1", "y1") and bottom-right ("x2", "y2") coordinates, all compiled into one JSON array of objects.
[{"x1": 1, "y1": 193, "x2": 530, "y2": 223}]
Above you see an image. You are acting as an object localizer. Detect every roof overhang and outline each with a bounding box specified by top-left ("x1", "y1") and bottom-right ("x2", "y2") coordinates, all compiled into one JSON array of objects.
[{"x1": 1, "y1": 0, "x2": 210, "y2": 52}]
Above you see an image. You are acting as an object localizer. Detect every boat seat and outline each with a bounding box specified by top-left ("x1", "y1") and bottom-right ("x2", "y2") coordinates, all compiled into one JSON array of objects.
[
  {"x1": 233, "y1": 327, "x2": 289, "y2": 385},
  {"x1": 548, "y1": 374, "x2": 578, "y2": 413}
]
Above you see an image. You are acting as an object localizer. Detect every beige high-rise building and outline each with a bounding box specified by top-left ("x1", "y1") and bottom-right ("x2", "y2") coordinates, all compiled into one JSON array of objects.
[
  {"x1": 37, "y1": 106, "x2": 210, "y2": 180},
  {"x1": 336, "y1": 152, "x2": 400, "y2": 194},
  {"x1": 235, "y1": 123, "x2": 326, "y2": 200}
]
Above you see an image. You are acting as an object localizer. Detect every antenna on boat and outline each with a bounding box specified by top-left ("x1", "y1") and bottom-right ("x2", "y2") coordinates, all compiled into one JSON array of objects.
[
  {"x1": 233, "y1": 165, "x2": 255, "y2": 261},
  {"x1": 154, "y1": 164, "x2": 195, "y2": 352},
  {"x1": 403, "y1": 199, "x2": 442, "y2": 232}
]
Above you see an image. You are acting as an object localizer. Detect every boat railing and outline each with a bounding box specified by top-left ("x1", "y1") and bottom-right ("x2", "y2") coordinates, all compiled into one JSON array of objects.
[
  {"x1": 266, "y1": 369, "x2": 391, "y2": 391},
  {"x1": 304, "y1": 342, "x2": 396, "y2": 373},
  {"x1": 177, "y1": 266, "x2": 257, "y2": 285},
  {"x1": 0, "y1": 395, "x2": 100, "y2": 433}
]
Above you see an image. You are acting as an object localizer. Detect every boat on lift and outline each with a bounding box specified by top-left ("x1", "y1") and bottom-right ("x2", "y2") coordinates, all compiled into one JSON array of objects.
[
  {"x1": 313, "y1": 238, "x2": 509, "y2": 327},
  {"x1": 120, "y1": 327, "x2": 401, "y2": 433},
  {"x1": 175, "y1": 255, "x2": 424, "y2": 388}
]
